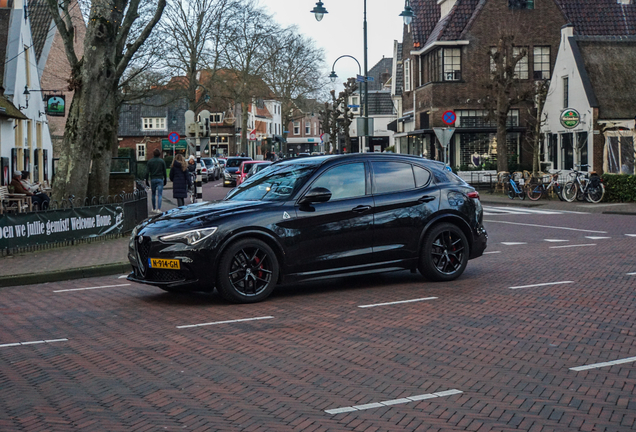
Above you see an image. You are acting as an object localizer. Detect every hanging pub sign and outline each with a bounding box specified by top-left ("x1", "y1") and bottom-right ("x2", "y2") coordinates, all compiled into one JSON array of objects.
[
  {"x1": 560, "y1": 108, "x2": 580, "y2": 129},
  {"x1": 45, "y1": 94, "x2": 66, "y2": 116}
]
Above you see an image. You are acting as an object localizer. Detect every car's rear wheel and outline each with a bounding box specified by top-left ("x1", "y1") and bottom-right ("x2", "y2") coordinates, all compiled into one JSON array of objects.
[
  {"x1": 216, "y1": 238, "x2": 279, "y2": 303},
  {"x1": 419, "y1": 223, "x2": 469, "y2": 282}
]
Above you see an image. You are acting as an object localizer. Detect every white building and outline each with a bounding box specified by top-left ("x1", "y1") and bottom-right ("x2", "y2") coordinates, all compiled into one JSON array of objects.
[
  {"x1": 0, "y1": 0, "x2": 53, "y2": 185},
  {"x1": 542, "y1": 24, "x2": 636, "y2": 175}
]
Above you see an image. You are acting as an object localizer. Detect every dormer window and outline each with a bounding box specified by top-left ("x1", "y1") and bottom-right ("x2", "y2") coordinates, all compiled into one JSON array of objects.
[{"x1": 509, "y1": 0, "x2": 534, "y2": 9}]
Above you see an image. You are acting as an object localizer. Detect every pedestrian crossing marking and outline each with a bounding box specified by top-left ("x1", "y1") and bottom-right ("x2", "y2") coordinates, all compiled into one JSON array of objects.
[{"x1": 483, "y1": 206, "x2": 588, "y2": 216}]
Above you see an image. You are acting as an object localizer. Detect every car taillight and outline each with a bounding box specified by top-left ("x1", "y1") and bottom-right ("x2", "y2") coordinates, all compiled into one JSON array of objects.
[{"x1": 467, "y1": 191, "x2": 480, "y2": 200}]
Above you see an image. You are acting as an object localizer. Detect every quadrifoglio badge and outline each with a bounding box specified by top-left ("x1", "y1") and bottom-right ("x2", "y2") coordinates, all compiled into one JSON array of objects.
[{"x1": 560, "y1": 108, "x2": 581, "y2": 129}]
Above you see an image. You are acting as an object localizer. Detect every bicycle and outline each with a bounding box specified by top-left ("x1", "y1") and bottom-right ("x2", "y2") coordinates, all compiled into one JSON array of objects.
[
  {"x1": 526, "y1": 171, "x2": 564, "y2": 201},
  {"x1": 505, "y1": 172, "x2": 526, "y2": 200},
  {"x1": 562, "y1": 165, "x2": 605, "y2": 203}
]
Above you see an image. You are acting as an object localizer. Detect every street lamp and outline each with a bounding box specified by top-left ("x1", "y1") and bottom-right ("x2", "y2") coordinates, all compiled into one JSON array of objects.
[
  {"x1": 329, "y1": 55, "x2": 363, "y2": 153},
  {"x1": 18, "y1": 85, "x2": 30, "y2": 110},
  {"x1": 312, "y1": 1, "x2": 414, "y2": 153},
  {"x1": 310, "y1": 1, "x2": 327, "y2": 22}
]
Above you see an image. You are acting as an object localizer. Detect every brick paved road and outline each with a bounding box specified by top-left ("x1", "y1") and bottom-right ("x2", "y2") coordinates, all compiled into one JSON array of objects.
[{"x1": 0, "y1": 210, "x2": 635, "y2": 431}]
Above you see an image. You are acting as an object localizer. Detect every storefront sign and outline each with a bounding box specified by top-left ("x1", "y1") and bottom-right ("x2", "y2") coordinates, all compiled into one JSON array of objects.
[
  {"x1": 45, "y1": 95, "x2": 66, "y2": 116},
  {"x1": 560, "y1": 108, "x2": 580, "y2": 129},
  {"x1": 161, "y1": 139, "x2": 188, "y2": 151}
]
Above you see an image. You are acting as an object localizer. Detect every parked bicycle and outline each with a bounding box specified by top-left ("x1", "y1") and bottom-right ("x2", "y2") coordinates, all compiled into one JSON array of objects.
[
  {"x1": 505, "y1": 172, "x2": 526, "y2": 200},
  {"x1": 526, "y1": 171, "x2": 564, "y2": 201},
  {"x1": 562, "y1": 165, "x2": 605, "y2": 203}
]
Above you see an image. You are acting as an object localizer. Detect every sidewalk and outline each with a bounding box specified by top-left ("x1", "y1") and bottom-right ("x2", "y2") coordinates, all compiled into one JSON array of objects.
[{"x1": 1, "y1": 190, "x2": 634, "y2": 289}]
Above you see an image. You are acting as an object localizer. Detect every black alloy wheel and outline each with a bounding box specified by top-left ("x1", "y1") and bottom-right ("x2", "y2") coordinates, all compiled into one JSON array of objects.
[
  {"x1": 216, "y1": 238, "x2": 279, "y2": 303},
  {"x1": 419, "y1": 223, "x2": 469, "y2": 282}
]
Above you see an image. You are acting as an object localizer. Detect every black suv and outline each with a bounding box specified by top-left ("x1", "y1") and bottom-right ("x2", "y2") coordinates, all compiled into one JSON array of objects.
[{"x1": 128, "y1": 154, "x2": 487, "y2": 303}]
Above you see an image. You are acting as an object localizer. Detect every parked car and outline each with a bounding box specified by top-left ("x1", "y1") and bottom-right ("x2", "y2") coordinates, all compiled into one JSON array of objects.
[
  {"x1": 128, "y1": 153, "x2": 488, "y2": 303},
  {"x1": 236, "y1": 160, "x2": 272, "y2": 186},
  {"x1": 222, "y1": 156, "x2": 252, "y2": 187},
  {"x1": 202, "y1": 157, "x2": 220, "y2": 181}
]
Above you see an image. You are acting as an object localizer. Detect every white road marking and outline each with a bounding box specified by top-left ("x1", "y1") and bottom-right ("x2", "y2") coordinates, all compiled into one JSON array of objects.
[
  {"x1": 585, "y1": 236, "x2": 610, "y2": 240},
  {"x1": 577, "y1": 203, "x2": 627, "y2": 208},
  {"x1": 509, "y1": 281, "x2": 574, "y2": 290},
  {"x1": 570, "y1": 356, "x2": 636, "y2": 371},
  {"x1": 358, "y1": 297, "x2": 438, "y2": 308},
  {"x1": 483, "y1": 206, "x2": 588, "y2": 215},
  {"x1": 485, "y1": 220, "x2": 607, "y2": 233},
  {"x1": 626, "y1": 234, "x2": 636, "y2": 237},
  {"x1": 177, "y1": 316, "x2": 274, "y2": 329},
  {"x1": 53, "y1": 284, "x2": 131, "y2": 293},
  {"x1": 544, "y1": 239, "x2": 569, "y2": 242},
  {"x1": 627, "y1": 272, "x2": 636, "y2": 276},
  {"x1": 118, "y1": 275, "x2": 128, "y2": 279},
  {"x1": 484, "y1": 251, "x2": 501, "y2": 254},
  {"x1": 501, "y1": 242, "x2": 527, "y2": 245},
  {"x1": 549, "y1": 244, "x2": 596, "y2": 249},
  {"x1": 324, "y1": 389, "x2": 463, "y2": 415},
  {"x1": 0, "y1": 338, "x2": 68, "y2": 348}
]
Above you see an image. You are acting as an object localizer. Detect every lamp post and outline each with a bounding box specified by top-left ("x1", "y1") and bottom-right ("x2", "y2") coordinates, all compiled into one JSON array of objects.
[
  {"x1": 329, "y1": 55, "x2": 362, "y2": 153},
  {"x1": 312, "y1": 0, "x2": 414, "y2": 153}
]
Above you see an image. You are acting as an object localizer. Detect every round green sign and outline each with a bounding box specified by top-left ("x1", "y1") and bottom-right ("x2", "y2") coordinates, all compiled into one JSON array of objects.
[{"x1": 560, "y1": 108, "x2": 580, "y2": 129}]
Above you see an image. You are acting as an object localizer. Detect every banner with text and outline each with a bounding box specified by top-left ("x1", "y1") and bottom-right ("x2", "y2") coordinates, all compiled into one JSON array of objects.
[{"x1": 0, "y1": 204, "x2": 125, "y2": 250}]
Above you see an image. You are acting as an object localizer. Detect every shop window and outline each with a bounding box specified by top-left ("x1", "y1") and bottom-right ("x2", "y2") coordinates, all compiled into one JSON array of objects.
[{"x1": 606, "y1": 135, "x2": 635, "y2": 174}]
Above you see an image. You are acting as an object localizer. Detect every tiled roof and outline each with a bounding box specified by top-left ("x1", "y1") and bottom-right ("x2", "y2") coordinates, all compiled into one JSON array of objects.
[
  {"x1": 118, "y1": 93, "x2": 189, "y2": 137},
  {"x1": 27, "y1": 0, "x2": 53, "y2": 63},
  {"x1": 555, "y1": 0, "x2": 636, "y2": 36},
  {"x1": 411, "y1": 0, "x2": 636, "y2": 48},
  {"x1": 367, "y1": 57, "x2": 393, "y2": 91},
  {"x1": 575, "y1": 37, "x2": 636, "y2": 118},
  {"x1": 368, "y1": 91, "x2": 395, "y2": 116},
  {"x1": 0, "y1": 9, "x2": 9, "y2": 87}
]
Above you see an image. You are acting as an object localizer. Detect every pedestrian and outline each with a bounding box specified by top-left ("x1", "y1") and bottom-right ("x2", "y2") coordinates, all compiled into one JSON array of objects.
[
  {"x1": 145, "y1": 148, "x2": 167, "y2": 214},
  {"x1": 170, "y1": 154, "x2": 191, "y2": 207}
]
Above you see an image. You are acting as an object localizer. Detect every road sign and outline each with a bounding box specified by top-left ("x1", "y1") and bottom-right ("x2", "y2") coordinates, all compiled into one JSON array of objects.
[
  {"x1": 168, "y1": 132, "x2": 180, "y2": 144},
  {"x1": 249, "y1": 130, "x2": 256, "y2": 140},
  {"x1": 433, "y1": 127, "x2": 455, "y2": 166},
  {"x1": 442, "y1": 110, "x2": 456, "y2": 125},
  {"x1": 348, "y1": 104, "x2": 360, "y2": 108}
]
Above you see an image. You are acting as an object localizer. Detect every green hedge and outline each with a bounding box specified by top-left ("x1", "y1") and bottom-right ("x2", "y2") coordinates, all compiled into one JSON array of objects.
[{"x1": 601, "y1": 174, "x2": 636, "y2": 202}]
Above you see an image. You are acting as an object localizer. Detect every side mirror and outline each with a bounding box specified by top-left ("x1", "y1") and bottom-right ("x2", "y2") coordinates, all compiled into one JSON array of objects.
[{"x1": 299, "y1": 187, "x2": 332, "y2": 205}]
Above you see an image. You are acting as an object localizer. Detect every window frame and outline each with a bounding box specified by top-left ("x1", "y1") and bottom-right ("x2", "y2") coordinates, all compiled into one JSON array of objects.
[
  {"x1": 404, "y1": 59, "x2": 412, "y2": 92},
  {"x1": 142, "y1": 117, "x2": 167, "y2": 131},
  {"x1": 442, "y1": 48, "x2": 462, "y2": 81},
  {"x1": 533, "y1": 46, "x2": 551, "y2": 80},
  {"x1": 136, "y1": 143, "x2": 146, "y2": 161},
  {"x1": 293, "y1": 121, "x2": 300, "y2": 135}
]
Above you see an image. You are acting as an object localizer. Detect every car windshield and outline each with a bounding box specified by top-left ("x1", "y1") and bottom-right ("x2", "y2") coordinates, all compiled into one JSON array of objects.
[
  {"x1": 225, "y1": 163, "x2": 316, "y2": 202},
  {"x1": 226, "y1": 158, "x2": 248, "y2": 168},
  {"x1": 250, "y1": 164, "x2": 269, "y2": 173},
  {"x1": 203, "y1": 159, "x2": 213, "y2": 167}
]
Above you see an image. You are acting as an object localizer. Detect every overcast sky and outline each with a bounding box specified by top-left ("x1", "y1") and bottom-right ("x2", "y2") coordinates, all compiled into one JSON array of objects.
[{"x1": 261, "y1": 0, "x2": 406, "y2": 94}]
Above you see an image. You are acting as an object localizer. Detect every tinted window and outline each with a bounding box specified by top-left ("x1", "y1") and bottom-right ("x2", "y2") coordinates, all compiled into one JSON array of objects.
[
  {"x1": 312, "y1": 163, "x2": 366, "y2": 200},
  {"x1": 413, "y1": 165, "x2": 431, "y2": 188},
  {"x1": 227, "y1": 158, "x2": 250, "y2": 167},
  {"x1": 372, "y1": 161, "x2": 415, "y2": 194},
  {"x1": 226, "y1": 164, "x2": 316, "y2": 201}
]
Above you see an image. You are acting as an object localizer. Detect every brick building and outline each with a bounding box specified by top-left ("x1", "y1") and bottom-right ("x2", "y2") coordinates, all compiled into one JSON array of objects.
[{"x1": 400, "y1": 0, "x2": 567, "y2": 169}]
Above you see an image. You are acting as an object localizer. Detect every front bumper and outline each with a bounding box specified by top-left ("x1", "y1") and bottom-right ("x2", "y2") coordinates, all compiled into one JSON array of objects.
[{"x1": 128, "y1": 235, "x2": 212, "y2": 292}]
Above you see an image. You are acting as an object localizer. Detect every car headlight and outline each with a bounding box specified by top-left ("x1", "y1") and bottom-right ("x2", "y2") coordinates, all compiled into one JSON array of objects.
[{"x1": 159, "y1": 227, "x2": 217, "y2": 245}]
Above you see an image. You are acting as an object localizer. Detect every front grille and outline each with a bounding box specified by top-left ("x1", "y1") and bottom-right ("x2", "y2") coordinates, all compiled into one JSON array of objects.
[{"x1": 147, "y1": 269, "x2": 184, "y2": 282}]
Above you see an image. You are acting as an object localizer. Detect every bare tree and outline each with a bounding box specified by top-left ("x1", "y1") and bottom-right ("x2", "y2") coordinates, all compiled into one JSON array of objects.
[
  {"x1": 335, "y1": 78, "x2": 358, "y2": 153},
  {"x1": 157, "y1": 0, "x2": 233, "y2": 110},
  {"x1": 523, "y1": 79, "x2": 550, "y2": 177},
  {"x1": 483, "y1": 32, "x2": 532, "y2": 173},
  {"x1": 320, "y1": 90, "x2": 339, "y2": 153},
  {"x1": 261, "y1": 30, "x2": 327, "y2": 142},
  {"x1": 46, "y1": 0, "x2": 167, "y2": 201},
  {"x1": 218, "y1": 0, "x2": 287, "y2": 154}
]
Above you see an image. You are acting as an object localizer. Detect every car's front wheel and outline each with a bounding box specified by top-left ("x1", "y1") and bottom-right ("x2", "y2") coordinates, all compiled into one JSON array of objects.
[
  {"x1": 419, "y1": 223, "x2": 469, "y2": 282},
  {"x1": 216, "y1": 238, "x2": 279, "y2": 303}
]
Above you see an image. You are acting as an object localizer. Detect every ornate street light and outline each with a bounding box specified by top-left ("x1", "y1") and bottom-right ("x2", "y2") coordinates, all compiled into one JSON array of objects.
[
  {"x1": 310, "y1": 1, "x2": 328, "y2": 22},
  {"x1": 400, "y1": 0, "x2": 415, "y2": 26},
  {"x1": 328, "y1": 70, "x2": 338, "y2": 83}
]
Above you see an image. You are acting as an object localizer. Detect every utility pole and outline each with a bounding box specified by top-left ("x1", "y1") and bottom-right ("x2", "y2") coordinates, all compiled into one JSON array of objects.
[{"x1": 185, "y1": 109, "x2": 209, "y2": 203}]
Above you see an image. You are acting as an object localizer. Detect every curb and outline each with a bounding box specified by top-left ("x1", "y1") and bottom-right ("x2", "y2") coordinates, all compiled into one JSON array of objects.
[{"x1": 0, "y1": 262, "x2": 131, "y2": 289}]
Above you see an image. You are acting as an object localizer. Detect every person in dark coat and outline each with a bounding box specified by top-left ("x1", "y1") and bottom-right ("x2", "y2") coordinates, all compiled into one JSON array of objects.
[{"x1": 170, "y1": 154, "x2": 191, "y2": 207}]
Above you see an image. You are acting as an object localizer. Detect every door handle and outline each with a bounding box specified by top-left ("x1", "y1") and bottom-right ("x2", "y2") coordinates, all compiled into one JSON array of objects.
[
  {"x1": 352, "y1": 205, "x2": 371, "y2": 213},
  {"x1": 418, "y1": 195, "x2": 436, "y2": 203}
]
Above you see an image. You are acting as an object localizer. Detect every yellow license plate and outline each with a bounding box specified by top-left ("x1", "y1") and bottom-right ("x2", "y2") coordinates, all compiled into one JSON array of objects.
[{"x1": 148, "y1": 258, "x2": 181, "y2": 269}]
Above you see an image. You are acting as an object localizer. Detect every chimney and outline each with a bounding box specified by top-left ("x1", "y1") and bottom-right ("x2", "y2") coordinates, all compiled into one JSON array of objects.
[
  {"x1": 561, "y1": 23, "x2": 574, "y2": 38},
  {"x1": 438, "y1": 0, "x2": 458, "y2": 20}
]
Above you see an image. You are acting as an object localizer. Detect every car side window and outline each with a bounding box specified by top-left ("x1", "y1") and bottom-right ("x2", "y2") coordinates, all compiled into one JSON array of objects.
[
  {"x1": 413, "y1": 165, "x2": 431, "y2": 188},
  {"x1": 311, "y1": 163, "x2": 366, "y2": 200},
  {"x1": 372, "y1": 161, "x2": 416, "y2": 194}
]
